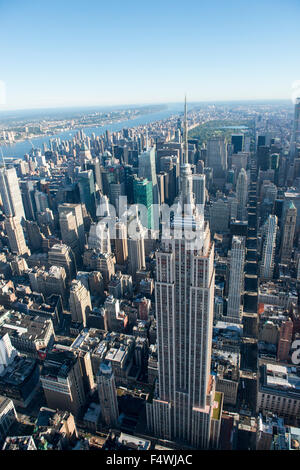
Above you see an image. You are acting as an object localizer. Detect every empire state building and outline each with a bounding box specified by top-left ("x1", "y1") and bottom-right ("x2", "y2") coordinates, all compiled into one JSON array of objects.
[{"x1": 146, "y1": 98, "x2": 223, "y2": 449}]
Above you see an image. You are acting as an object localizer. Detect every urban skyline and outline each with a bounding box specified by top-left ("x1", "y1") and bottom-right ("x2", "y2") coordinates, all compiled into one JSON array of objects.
[{"x1": 1, "y1": 0, "x2": 300, "y2": 458}]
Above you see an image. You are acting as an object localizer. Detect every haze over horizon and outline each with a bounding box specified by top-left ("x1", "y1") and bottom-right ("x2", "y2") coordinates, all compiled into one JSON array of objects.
[
  {"x1": 0, "y1": 0, "x2": 299, "y2": 110},
  {"x1": 0, "y1": 99, "x2": 295, "y2": 117}
]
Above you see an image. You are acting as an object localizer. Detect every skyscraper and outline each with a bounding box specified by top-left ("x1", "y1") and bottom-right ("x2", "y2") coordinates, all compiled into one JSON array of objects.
[
  {"x1": 114, "y1": 221, "x2": 128, "y2": 265},
  {"x1": 146, "y1": 98, "x2": 222, "y2": 449},
  {"x1": 25, "y1": 220, "x2": 43, "y2": 252},
  {"x1": 40, "y1": 349, "x2": 87, "y2": 417},
  {"x1": 290, "y1": 97, "x2": 300, "y2": 158},
  {"x1": 138, "y1": 146, "x2": 160, "y2": 209},
  {"x1": 58, "y1": 203, "x2": 85, "y2": 253},
  {"x1": 206, "y1": 137, "x2": 227, "y2": 181},
  {"x1": 59, "y1": 211, "x2": 81, "y2": 259},
  {"x1": 280, "y1": 201, "x2": 297, "y2": 264},
  {"x1": 227, "y1": 236, "x2": 246, "y2": 321},
  {"x1": 0, "y1": 167, "x2": 25, "y2": 220},
  {"x1": 77, "y1": 170, "x2": 96, "y2": 219},
  {"x1": 127, "y1": 220, "x2": 146, "y2": 277},
  {"x1": 192, "y1": 174, "x2": 206, "y2": 206},
  {"x1": 5, "y1": 216, "x2": 30, "y2": 256},
  {"x1": 133, "y1": 176, "x2": 154, "y2": 229},
  {"x1": 88, "y1": 221, "x2": 111, "y2": 253},
  {"x1": 231, "y1": 134, "x2": 244, "y2": 154},
  {"x1": 69, "y1": 279, "x2": 92, "y2": 327},
  {"x1": 260, "y1": 215, "x2": 278, "y2": 280},
  {"x1": 97, "y1": 362, "x2": 119, "y2": 427},
  {"x1": 48, "y1": 244, "x2": 76, "y2": 282},
  {"x1": 20, "y1": 180, "x2": 37, "y2": 221},
  {"x1": 236, "y1": 168, "x2": 248, "y2": 221}
]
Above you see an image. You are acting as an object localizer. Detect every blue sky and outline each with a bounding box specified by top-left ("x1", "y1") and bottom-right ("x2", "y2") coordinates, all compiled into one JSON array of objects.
[{"x1": 0, "y1": 0, "x2": 299, "y2": 110}]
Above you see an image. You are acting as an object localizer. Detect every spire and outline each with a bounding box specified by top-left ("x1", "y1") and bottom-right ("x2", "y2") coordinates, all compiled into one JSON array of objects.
[
  {"x1": 184, "y1": 94, "x2": 188, "y2": 164},
  {"x1": 179, "y1": 95, "x2": 194, "y2": 210}
]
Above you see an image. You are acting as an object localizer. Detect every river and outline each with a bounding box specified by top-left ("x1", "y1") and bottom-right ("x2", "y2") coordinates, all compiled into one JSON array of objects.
[{"x1": 0, "y1": 104, "x2": 183, "y2": 159}]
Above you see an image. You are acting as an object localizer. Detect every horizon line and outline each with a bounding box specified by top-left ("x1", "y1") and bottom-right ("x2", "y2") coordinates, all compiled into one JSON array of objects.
[{"x1": 0, "y1": 98, "x2": 294, "y2": 114}]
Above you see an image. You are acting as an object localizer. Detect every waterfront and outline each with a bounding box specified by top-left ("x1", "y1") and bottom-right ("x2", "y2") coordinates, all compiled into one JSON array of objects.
[{"x1": 0, "y1": 104, "x2": 182, "y2": 159}]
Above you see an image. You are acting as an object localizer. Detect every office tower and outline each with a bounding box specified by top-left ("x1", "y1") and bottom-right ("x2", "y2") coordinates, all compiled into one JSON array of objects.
[
  {"x1": 192, "y1": 174, "x2": 206, "y2": 205},
  {"x1": 231, "y1": 135, "x2": 243, "y2": 154},
  {"x1": 114, "y1": 221, "x2": 128, "y2": 265},
  {"x1": 96, "y1": 193, "x2": 110, "y2": 219},
  {"x1": 103, "y1": 296, "x2": 126, "y2": 332},
  {"x1": 146, "y1": 98, "x2": 222, "y2": 449},
  {"x1": 163, "y1": 164, "x2": 178, "y2": 205},
  {"x1": 40, "y1": 349, "x2": 86, "y2": 417},
  {"x1": 69, "y1": 280, "x2": 92, "y2": 327},
  {"x1": 0, "y1": 333, "x2": 17, "y2": 374},
  {"x1": 206, "y1": 137, "x2": 227, "y2": 179},
  {"x1": 101, "y1": 165, "x2": 125, "y2": 215},
  {"x1": 157, "y1": 172, "x2": 165, "y2": 205},
  {"x1": 231, "y1": 151, "x2": 249, "y2": 172},
  {"x1": 270, "y1": 153, "x2": 280, "y2": 171},
  {"x1": 257, "y1": 135, "x2": 266, "y2": 148},
  {"x1": 48, "y1": 244, "x2": 76, "y2": 281},
  {"x1": 110, "y1": 182, "x2": 126, "y2": 217},
  {"x1": 77, "y1": 349, "x2": 95, "y2": 395},
  {"x1": 236, "y1": 168, "x2": 248, "y2": 221},
  {"x1": 127, "y1": 220, "x2": 146, "y2": 276},
  {"x1": 59, "y1": 211, "x2": 80, "y2": 260},
  {"x1": 37, "y1": 207, "x2": 54, "y2": 228},
  {"x1": 133, "y1": 176, "x2": 153, "y2": 229},
  {"x1": 108, "y1": 272, "x2": 131, "y2": 299},
  {"x1": 58, "y1": 203, "x2": 85, "y2": 252},
  {"x1": 25, "y1": 220, "x2": 43, "y2": 252},
  {"x1": 260, "y1": 215, "x2": 278, "y2": 280},
  {"x1": 4, "y1": 216, "x2": 30, "y2": 256},
  {"x1": 257, "y1": 146, "x2": 270, "y2": 171},
  {"x1": 79, "y1": 142, "x2": 92, "y2": 164},
  {"x1": 290, "y1": 97, "x2": 300, "y2": 158},
  {"x1": 138, "y1": 146, "x2": 160, "y2": 207},
  {"x1": 97, "y1": 362, "x2": 119, "y2": 427},
  {"x1": 85, "y1": 157, "x2": 103, "y2": 192},
  {"x1": 34, "y1": 190, "x2": 49, "y2": 213},
  {"x1": 277, "y1": 319, "x2": 293, "y2": 362},
  {"x1": 280, "y1": 202, "x2": 297, "y2": 264},
  {"x1": 20, "y1": 181, "x2": 37, "y2": 220},
  {"x1": 88, "y1": 222, "x2": 111, "y2": 253},
  {"x1": 0, "y1": 167, "x2": 25, "y2": 220},
  {"x1": 227, "y1": 236, "x2": 246, "y2": 321},
  {"x1": 209, "y1": 199, "x2": 230, "y2": 233},
  {"x1": 77, "y1": 169, "x2": 96, "y2": 219}
]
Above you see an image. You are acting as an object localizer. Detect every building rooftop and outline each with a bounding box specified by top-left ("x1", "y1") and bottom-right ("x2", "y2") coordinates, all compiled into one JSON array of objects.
[
  {"x1": 41, "y1": 349, "x2": 77, "y2": 379},
  {"x1": 260, "y1": 363, "x2": 300, "y2": 398},
  {"x1": 2, "y1": 435, "x2": 36, "y2": 450},
  {"x1": 212, "y1": 391, "x2": 222, "y2": 421},
  {"x1": 0, "y1": 355, "x2": 37, "y2": 386},
  {"x1": 117, "y1": 432, "x2": 151, "y2": 450},
  {"x1": 0, "y1": 312, "x2": 52, "y2": 345}
]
